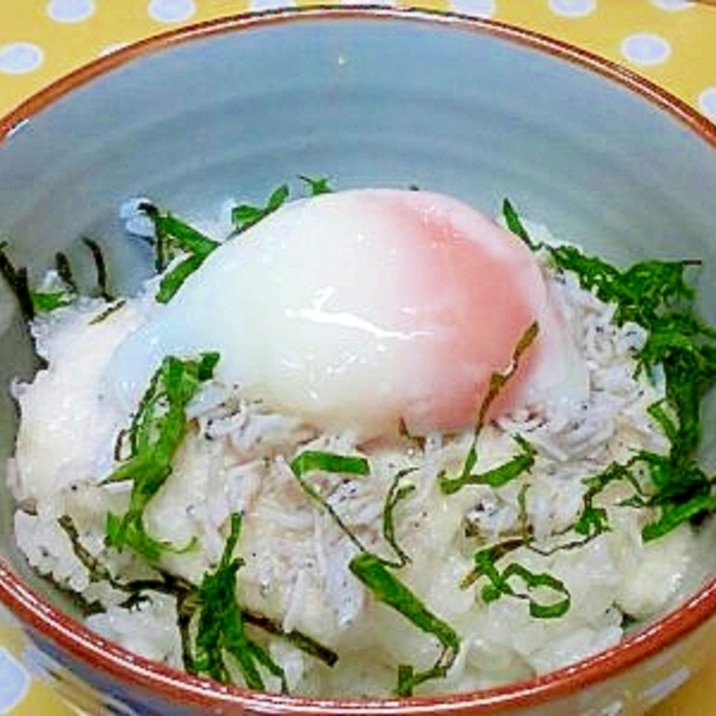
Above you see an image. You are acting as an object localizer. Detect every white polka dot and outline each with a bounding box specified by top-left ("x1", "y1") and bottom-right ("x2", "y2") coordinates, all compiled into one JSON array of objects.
[
  {"x1": 548, "y1": 0, "x2": 597, "y2": 18},
  {"x1": 620, "y1": 33, "x2": 671, "y2": 66},
  {"x1": 698, "y1": 86, "x2": 716, "y2": 121},
  {"x1": 0, "y1": 43, "x2": 44, "y2": 75},
  {"x1": 46, "y1": 0, "x2": 95, "y2": 23},
  {"x1": 649, "y1": 0, "x2": 694, "y2": 11},
  {"x1": 599, "y1": 701, "x2": 625, "y2": 716},
  {"x1": 449, "y1": 0, "x2": 497, "y2": 18},
  {"x1": 640, "y1": 666, "x2": 690, "y2": 704},
  {"x1": 148, "y1": 0, "x2": 196, "y2": 23},
  {"x1": 249, "y1": 0, "x2": 296, "y2": 9},
  {"x1": 0, "y1": 648, "x2": 30, "y2": 714}
]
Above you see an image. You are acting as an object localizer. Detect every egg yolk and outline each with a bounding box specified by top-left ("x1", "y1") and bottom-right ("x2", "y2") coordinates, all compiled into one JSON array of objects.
[{"x1": 108, "y1": 189, "x2": 586, "y2": 437}]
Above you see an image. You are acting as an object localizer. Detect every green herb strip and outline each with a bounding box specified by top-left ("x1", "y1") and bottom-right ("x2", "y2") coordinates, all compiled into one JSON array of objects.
[
  {"x1": 546, "y1": 245, "x2": 713, "y2": 465},
  {"x1": 440, "y1": 434, "x2": 536, "y2": 496},
  {"x1": 103, "y1": 352, "x2": 219, "y2": 560},
  {"x1": 435, "y1": 319, "x2": 575, "y2": 615},
  {"x1": 298, "y1": 174, "x2": 333, "y2": 196},
  {"x1": 299, "y1": 175, "x2": 333, "y2": 196},
  {"x1": 59, "y1": 514, "x2": 335, "y2": 679},
  {"x1": 190, "y1": 513, "x2": 288, "y2": 691},
  {"x1": 556, "y1": 247, "x2": 716, "y2": 539},
  {"x1": 382, "y1": 468, "x2": 417, "y2": 568},
  {"x1": 647, "y1": 399, "x2": 679, "y2": 445},
  {"x1": 143, "y1": 210, "x2": 219, "y2": 303},
  {"x1": 151, "y1": 178, "x2": 335, "y2": 301},
  {"x1": 630, "y1": 451, "x2": 715, "y2": 541},
  {"x1": 349, "y1": 554, "x2": 458, "y2": 649},
  {"x1": 502, "y1": 198, "x2": 539, "y2": 251},
  {"x1": 243, "y1": 611, "x2": 338, "y2": 668},
  {"x1": 289, "y1": 449, "x2": 417, "y2": 566},
  {"x1": 460, "y1": 539, "x2": 523, "y2": 590},
  {"x1": 82, "y1": 237, "x2": 114, "y2": 301},
  {"x1": 54, "y1": 251, "x2": 77, "y2": 293},
  {"x1": 231, "y1": 176, "x2": 334, "y2": 234},
  {"x1": 1, "y1": 237, "x2": 118, "y2": 321},
  {"x1": 0, "y1": 254, "x2": 33, "y2": 321},
  {"x1": 29, "y1": 290, "x2": 74, "y2": 314},
  {"x1": 155, "y1": 253, "x2": 206, "y2": 304},
  {"x1": 439, "y1": 323, "x2": 538, "y2": 496},
  {"x1": 290, "y1": 450, "x2": 370, "y2": 479},
  {"x1": 289, "y1": 450, "x2": 370, "y2": 553},
  {"x1": 473, "y1": 547, "x2": 571, "y2": 619},
  {"x1": 288, "y1": 451, "x2": 461, "y2": 694},
  {"x1": 478, "y1": 321, "x2": 539, "y2": 429},
  {"x1": 232, "y1": 184, "x2": 290, "y2": 234},
  {"x1": 502, "y1": 201, "x2": 716, "y2": 542},
  {"x1": 572, "y1": 462, "x2": 634, "y2": 539},
  {"x1": 59, "y1": 514, "x2": 126, "y2": 589},
  {"x1": 0, "y1": 242, "x2": 70, "y2": 320},
  {"x1": 349, "y1": 552, "x2": 460, "y2": 696},
  {"x1": 89, "y1": 299, "x2": 127, "y2": 325}
]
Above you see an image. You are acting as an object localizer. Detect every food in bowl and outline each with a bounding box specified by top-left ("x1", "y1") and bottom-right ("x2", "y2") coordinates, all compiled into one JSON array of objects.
[{"x1": 3, "y1": 179, "x2": 716, "y2": 699}]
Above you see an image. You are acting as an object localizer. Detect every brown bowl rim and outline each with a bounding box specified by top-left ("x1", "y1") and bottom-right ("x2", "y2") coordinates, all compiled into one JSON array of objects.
[{"x1": 1, "y1": 5, "x2": 716, "y2": 714}]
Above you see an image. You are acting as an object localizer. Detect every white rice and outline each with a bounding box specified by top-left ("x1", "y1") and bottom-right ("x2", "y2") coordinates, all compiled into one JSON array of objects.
[{"x1": 5, "y1": 214, "x2": 701, "y2": 698}]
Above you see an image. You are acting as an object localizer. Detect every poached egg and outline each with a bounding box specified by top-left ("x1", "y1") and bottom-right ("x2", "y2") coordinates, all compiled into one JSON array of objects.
[{"x1": 108, "y1": 189, "x2": 587, "y2": 438}]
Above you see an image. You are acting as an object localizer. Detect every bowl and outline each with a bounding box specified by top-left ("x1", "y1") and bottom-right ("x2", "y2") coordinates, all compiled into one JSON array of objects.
[{"x1": 1, "y1": 6, "x2": 716, "y2": 715}]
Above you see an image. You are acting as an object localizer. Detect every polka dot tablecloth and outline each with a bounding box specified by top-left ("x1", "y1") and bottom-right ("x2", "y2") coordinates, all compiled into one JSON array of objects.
[{"x1": 0, "y1": 1, "x2": 715, "y2": 715}]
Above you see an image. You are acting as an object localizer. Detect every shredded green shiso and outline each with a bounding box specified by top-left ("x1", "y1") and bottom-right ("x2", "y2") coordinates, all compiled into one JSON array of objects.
[
  {"x1": 503, "y1": 199, "x2": 716, "y2": 544},
  {"x1": 2, "y1": 182, "x2": 716, "y2": 697}
]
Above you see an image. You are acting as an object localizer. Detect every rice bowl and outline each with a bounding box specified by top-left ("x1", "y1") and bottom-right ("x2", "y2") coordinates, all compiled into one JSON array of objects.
[{"x1": 1, "y1": 7, "x2": 709, "y2": 716}]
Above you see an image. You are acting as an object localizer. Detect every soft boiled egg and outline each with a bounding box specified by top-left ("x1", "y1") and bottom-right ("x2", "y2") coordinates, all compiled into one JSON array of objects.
[{"x1": 107, "y1": 189, "x2": 588, "y2": 438}]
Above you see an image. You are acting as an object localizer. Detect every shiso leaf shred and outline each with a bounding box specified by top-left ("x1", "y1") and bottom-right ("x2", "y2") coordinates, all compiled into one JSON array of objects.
[
  {"x1": 138, "y1": 205, "x2": 219, "y2": 303},
  {"x1": 439, "y1": 434, "x2": 536, "y2": 496},
  {"x1": 299, "y1": 175, "x2": 334, "y2": 196},
  {"x1": 1, "y1": 237, "x2": 115, "y2": 321},
  {"x1": 473, "y1": 547, "x2": 571, "y2": 619},
  {"x1": 288, "y1": 449, "x2": 371, "y2": 554},
  {"x1": 141, "y1": 178, "x2": 335, "y2": 303},
  {"x1": 502, "y1": 201, "x2": 716, "y2": 541},
  {"x1": 433, "y1": 320, "x2": 577, "y2": 616},
  {"x1": 82, "y1": 237, "x2": 114, "y2": 301},
  {"x1": 289, "y1": 450, "x2": 370, "y2": 479},
  {"x1": 439, "y1": 321, "x2": 538, "y2": 496},
  {"x1": 103, "y1": 351, "x2": 220, "y2": 561},
  {"x1": 190, "y1": 513, "x2": 288, "y2": 692},
  {"x1": 53, "y1": 250, "x2": 77, "y2": 293},
  {"x1": 231, "y1": 184, "x2": 290, "y2": 234},
  {"x1": 59, "y1": 515, "x2": 337, "y2": 678},
  {"x1": 288, "y1": 450, "x2": 460, "y2": 695},
  {"x1": 0, "y1": 243, "x2": 74, "y2": 319},
  {"x1": 349, "y1": 552, "x2": 460, "y2": 697},
  {"x1": 382, "y1": 468, "x2": 418, "y2": 569},
  {"x1": 231, "y1": 176, "x2": 334, "y2": 233},
  {"x1": 0, "y1": 243, "x2": 39, "y2": 322},
  {"x1": 502, "y1": 198, "x2": 540, "y2": 251}
]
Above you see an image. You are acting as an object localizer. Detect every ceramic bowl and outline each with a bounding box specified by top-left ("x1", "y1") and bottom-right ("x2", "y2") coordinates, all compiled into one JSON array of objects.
[{"x1": 1, "y1": 7, "x2": 716, "y2": 716}]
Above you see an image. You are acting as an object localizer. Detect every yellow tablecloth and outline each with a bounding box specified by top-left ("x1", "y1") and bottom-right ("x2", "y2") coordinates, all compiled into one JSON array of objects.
[{"x1": 0, "y1": 1, "x2": 715, "y2": 714}]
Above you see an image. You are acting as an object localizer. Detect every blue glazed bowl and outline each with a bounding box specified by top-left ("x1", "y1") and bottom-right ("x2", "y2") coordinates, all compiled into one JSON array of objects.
[{"x1": 1, "y1": 7, "x2": 716, "y2": 715}]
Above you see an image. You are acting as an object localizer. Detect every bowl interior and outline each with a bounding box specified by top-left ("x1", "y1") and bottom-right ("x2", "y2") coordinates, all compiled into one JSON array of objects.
[{"x1": 1, "y1": 6, "x2": 716, "y2": 708}]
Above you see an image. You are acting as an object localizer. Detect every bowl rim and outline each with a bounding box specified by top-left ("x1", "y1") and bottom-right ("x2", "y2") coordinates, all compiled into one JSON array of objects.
[{"x1": 1, "y1": 5, "x2": 716, "y2": 714}]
